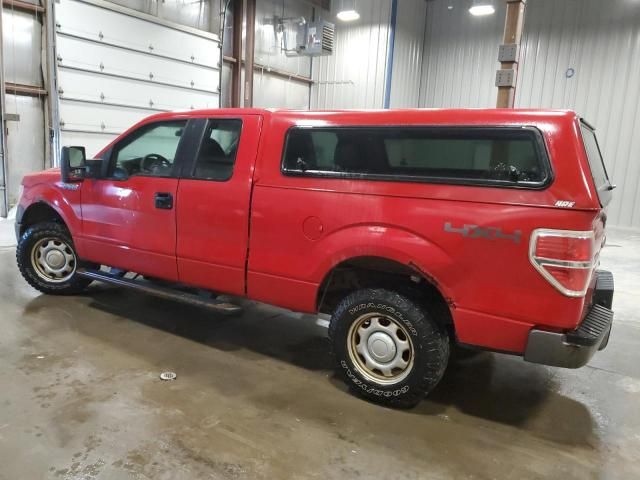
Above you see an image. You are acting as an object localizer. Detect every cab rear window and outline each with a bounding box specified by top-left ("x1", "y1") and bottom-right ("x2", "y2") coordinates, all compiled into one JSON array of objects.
[{"x1": 282, "y1": 126, "x2": 551, "y2": 188}]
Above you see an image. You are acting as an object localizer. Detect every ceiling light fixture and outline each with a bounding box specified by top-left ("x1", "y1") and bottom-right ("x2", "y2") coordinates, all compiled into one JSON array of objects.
[
  {"x1": 337, "y1": 0, "x2": 360, "y2": 22},
  {"x1": 337, "y1": 9, "x2": 360, "y2": 21},
  {"x1": 469, "y1": 1, "x2": 495, "y2": 16}
]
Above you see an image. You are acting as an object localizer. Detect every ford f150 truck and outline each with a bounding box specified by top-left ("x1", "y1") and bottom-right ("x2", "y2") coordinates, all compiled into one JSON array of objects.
[{"x1": 15, "y1": 108, "x2": 614, "y2": 407}]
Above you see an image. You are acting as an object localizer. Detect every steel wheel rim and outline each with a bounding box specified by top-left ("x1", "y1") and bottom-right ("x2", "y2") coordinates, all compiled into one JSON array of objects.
[
  {"x1": 30, "y1": 237, "x2": 77, "y2": 283},
  {"x1": 347, "y1": 312, "x2": 415, "y2": 385}
]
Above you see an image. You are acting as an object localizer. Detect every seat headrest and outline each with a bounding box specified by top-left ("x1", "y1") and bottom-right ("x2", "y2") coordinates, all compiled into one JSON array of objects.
[
  {"x1": 286, "y1": 132, "x2": 316, "y2": 170},
  {"x1": 335, "y1": 139, "x2": 365, "y2": 172},
  {"x1": 200, "y1": 138, "x2": 226, "y2": 159}
]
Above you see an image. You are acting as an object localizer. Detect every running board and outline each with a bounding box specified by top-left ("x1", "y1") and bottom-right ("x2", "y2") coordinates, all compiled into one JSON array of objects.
[{"x1": 77, "y1": 268, "x2": 243, "y2": 316}]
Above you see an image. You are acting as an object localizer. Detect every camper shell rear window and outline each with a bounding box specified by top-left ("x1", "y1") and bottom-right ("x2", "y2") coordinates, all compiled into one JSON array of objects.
[{"x1": 282, "y1": 126, "x2": 552, "y2": 188}]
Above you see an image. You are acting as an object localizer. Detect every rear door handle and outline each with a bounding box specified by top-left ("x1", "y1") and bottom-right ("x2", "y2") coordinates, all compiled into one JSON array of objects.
[{"x1": 154, "y1": 192, "x2": 173, "y2": 210}]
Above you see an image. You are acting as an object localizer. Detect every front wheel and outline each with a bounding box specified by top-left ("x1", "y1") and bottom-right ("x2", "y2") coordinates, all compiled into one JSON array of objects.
[
  {"x1": 16, "y1": 222, "x2": 92, "y2": 295},
  {"x1": 329, "y1": 288, "x2": 449, "y2": 408}
]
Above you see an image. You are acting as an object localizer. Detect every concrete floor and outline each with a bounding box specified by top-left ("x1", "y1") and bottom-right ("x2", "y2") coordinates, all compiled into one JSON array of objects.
[{"x1": 1, "y1": 222, "x2": 639, "y2": 480}]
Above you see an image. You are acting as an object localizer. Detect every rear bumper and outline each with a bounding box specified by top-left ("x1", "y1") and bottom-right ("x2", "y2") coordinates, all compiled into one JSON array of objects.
[{"x1": 523, "y1": 270, "x2": 614, "y2": 368}]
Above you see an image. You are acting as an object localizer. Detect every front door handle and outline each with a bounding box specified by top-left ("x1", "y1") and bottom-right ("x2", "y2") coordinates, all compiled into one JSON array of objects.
[{"x1": 154, "y1": 192, "x2": 173, "y2": 210}]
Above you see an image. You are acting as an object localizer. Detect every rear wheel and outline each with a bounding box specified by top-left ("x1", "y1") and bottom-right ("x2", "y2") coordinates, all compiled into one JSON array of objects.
[
  {"x1": 16, "y1": 222, "x2": 92, "y2": 295},
  {"x1": 329, "y1": 288, "x2": 449, "y2": 408}
]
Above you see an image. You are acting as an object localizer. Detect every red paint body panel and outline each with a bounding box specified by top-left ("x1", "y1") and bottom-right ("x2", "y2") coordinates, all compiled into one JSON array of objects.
[
  {"x1": 18, "y1": 108, "x2": 608, "y2": 355},
  {"x1": 78, "y1": 177, "x2": 179, "y2": 280},
  {"x1": 176, "y1": 115, "x2": 263, "y2": 296},
  {"x1": 20, "y1": 170, "x2": 84, "y2": 236}
]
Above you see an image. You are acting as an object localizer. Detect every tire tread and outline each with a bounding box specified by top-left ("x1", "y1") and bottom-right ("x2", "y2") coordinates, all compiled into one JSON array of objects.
[
  {"x1": 329, "y1": 288, "x2": 449, "y2": 408},
  {"x1": 16, "y1": 222, "x2": 91, "y2": 295}
]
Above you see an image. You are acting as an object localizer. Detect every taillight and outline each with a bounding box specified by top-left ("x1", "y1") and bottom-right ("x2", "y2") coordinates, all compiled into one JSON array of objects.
[{"x1": 529, "y1": 229, "x2": 597, "y2": 297}]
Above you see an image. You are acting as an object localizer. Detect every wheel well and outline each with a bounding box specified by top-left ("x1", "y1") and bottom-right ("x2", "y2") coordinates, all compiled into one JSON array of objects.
[
  {"x1": 317, "y1": 256, "x2": 454, "y2": 327},
  {"x1": 20, "y1": 202, "x2": 66, "y2": 236}
]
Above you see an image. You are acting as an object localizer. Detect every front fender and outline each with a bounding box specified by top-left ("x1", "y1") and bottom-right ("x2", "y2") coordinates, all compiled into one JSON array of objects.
[{"x1": 20, "y1": 181, "x2": 83, "y2": 238}]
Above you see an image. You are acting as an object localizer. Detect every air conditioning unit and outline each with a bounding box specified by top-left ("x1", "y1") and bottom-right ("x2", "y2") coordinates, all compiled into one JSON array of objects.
[{"x1": 296, "y1": 20, "x2": 335, "y2": 56}]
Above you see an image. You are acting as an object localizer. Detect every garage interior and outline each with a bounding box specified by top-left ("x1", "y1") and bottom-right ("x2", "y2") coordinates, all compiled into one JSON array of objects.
[{"x1": 1, "y1": 0, "x2": 639, "y2": 478}]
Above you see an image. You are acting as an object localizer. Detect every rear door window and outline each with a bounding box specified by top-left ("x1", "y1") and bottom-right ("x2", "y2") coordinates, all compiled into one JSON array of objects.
[
  {"x1": 580, "y1": 122, "x2": 612, "y2": 206},
  {"x1": 191, "y1": 119, "x2": 243, "y2": 181},
  {"x1": 282, "y1": 126, "x2": 551, "y2": 188}
]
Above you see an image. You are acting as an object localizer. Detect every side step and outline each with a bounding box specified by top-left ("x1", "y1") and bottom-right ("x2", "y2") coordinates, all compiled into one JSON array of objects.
[{"x1": 77, "y1": 268, "x2": 243, "y2": 316}]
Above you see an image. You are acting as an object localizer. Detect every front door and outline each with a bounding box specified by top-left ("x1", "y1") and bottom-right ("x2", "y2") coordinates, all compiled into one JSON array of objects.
[{"x1": 78, "y1": 119, "x2": 194, "y2": 281}]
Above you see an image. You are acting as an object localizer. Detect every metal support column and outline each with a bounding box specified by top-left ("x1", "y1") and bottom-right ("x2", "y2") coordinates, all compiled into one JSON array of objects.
[
  {"x1": 243, "y1": 0, "x2": 255, "y2": 107},
  {"x1": 383, "y1": 0, "x2": 398, "y2": 109},
  {"x1": 496, "y1": 0, "x2": 526, "y2": 108},
  {"x1": 44, "y1": 0, "x2": 60, "y2": 166},
  {"x1": 0, "y1": 1, "x2": 9, "y2": 217},
  {"x1": 231, "y1": 0, "x2": 243, "y2": 107}
]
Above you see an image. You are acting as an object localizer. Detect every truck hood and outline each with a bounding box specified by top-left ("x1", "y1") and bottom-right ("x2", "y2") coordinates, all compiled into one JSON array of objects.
[{"x1": 22, "y1": 168, "x2": 61, "y2": 187}]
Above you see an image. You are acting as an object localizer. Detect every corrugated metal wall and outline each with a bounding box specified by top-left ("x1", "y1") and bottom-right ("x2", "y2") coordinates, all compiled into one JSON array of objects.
[
  {"x1": 254, "y1": 0, "x2": 311, "y2": 76},
  {"x1": 311, "y1": 0, "x2": 391, "y2": 109},
  {"x1": 252, "y1": 0, "x2": 312, "y2": 109},
  {"x1": 419, "y1": 0, "x2": 640, "y2": 229},
  {"x1": 1, "y1": 6, "x2": 47, "y2": 206},
  {"x1": 5, "y1": 96, "x2": 46, "y2": 206},
  {"x1": 253, "y1": 68, "x2": 311, "y2": 108},
  {"x1": 389, "y1": 0, "x2": 427, "y2": 108},
  {"x1": 248, "y1": 0, "x2": 429, "y2": 110},
  {"x1": 516, "y1": 0, "x2": 640, "y2": 229},
  {"x1": 419, "y1": 0, "x2": 505, "y2": 108}
]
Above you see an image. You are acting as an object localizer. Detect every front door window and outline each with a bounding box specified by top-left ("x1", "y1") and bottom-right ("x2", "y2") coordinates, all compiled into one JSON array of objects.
[{"x1": 112, "y1": 121, "x2": 187, "y2": 178}]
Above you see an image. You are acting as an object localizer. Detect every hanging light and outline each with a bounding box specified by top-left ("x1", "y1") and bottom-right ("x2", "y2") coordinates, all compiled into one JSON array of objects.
[
  {"x1": 337, "y1": 0, "x2": 360, "y2": 22},
  {"x1": 469, "y1": 0, "x2": 495, "y2": 16}
]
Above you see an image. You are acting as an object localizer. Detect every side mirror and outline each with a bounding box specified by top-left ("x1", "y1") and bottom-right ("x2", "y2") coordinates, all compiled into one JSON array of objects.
[{"x1": 61, "y1": 146, "x2": 86, "y2": 183}]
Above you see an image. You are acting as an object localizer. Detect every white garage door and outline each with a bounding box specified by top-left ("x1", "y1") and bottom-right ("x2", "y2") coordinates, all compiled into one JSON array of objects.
[{"x1": 54, "y1": 0, "x2": 221, "y2": 157}]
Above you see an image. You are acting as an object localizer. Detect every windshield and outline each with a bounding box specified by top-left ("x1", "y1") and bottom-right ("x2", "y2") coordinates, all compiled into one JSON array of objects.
[{"x1": 580, "y1": 121, "x2": 612, "y2": 207}]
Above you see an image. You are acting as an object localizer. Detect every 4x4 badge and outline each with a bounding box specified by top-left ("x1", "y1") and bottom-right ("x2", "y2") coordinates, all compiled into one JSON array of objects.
[{"x1": 444, "y1": 222, "x2": 522, "y2": 244}]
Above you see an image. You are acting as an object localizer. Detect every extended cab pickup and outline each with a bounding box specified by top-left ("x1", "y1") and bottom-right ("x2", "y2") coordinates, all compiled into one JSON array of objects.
[{"x1": 15, "y1": 108, "x2": 615, "y2": 407}]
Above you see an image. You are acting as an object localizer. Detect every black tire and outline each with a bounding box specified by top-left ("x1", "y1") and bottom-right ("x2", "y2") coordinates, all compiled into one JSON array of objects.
[
  {"x1": 16, "y1": 222, "x2": 92, "y2": 295},
  {"x1": 329, "y1": 288, "x2": 449, "y2": 408}
]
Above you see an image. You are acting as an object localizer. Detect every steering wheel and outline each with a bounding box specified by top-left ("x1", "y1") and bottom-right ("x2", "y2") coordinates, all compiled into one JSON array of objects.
[{"x1": 141, "y1": 153, "x2": 171, "y2": 173}]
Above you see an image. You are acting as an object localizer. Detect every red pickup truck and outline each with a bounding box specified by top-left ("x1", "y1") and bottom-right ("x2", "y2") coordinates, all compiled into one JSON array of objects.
[{"x1": 15, "y1": 108, "x2": 614, "y2": 407}]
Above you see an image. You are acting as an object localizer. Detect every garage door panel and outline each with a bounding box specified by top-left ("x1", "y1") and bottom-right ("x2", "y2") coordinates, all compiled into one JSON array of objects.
[
  {"x1": 55, "y1": 0, "x2": 221, "y2": 153},
  {"x1": 58, "y1": 68, "x2": 219, "y2": 111},
  {"x1": 61, "y1": 131, "x2": 119, "y2": 159},
  {"x1": 60, "y1": 101, "x2": 158, "y2": 134},
  {"x1": 56, "y1": 35, "x2": 220, "y2": 92},
  {"x1": 55, "y1": 0, "x2": 220, "y2": 68}
]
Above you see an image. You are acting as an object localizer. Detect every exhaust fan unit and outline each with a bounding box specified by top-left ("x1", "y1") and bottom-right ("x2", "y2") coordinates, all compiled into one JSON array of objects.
[{"x1": 296, "y1": 20, "x2": 335, "y2": 56}]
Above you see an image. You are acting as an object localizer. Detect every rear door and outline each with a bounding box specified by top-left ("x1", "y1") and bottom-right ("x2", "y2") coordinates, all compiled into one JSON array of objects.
[
  {"x1": 79, "y1": 119, "x2": 197, "y2": 280},
  {"x1": 176, "y1": 115, "x2": 263, "y2": 295}
]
